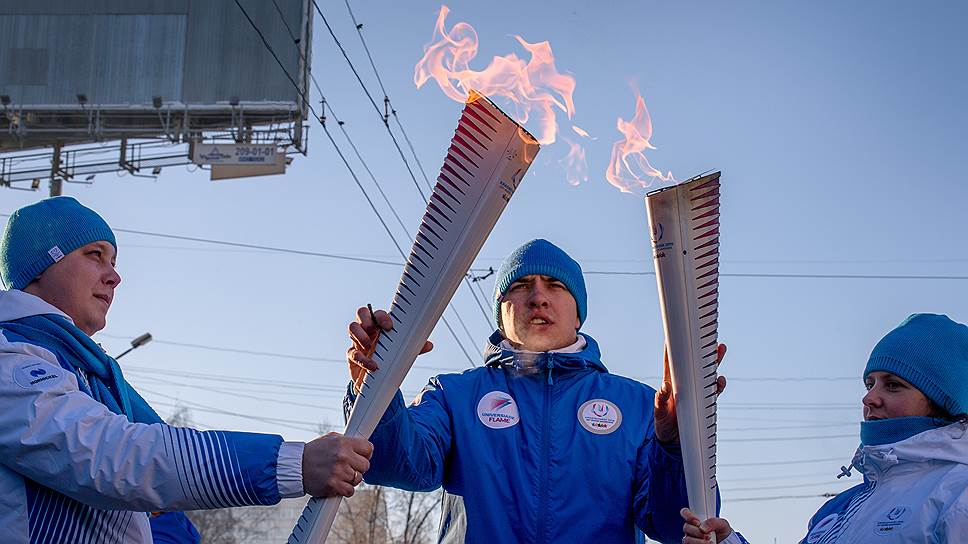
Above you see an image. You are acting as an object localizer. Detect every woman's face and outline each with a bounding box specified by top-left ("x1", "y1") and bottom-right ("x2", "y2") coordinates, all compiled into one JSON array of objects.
[{"x1": 863, "y1": 371, "x2": 935, "y2": 421}]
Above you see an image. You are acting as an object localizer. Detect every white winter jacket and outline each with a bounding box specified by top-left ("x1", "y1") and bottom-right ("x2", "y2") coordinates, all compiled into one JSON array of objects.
[
  {"x1": 797, "y1": 422, "x2": 968, "y2": 543},
  {"x1": 0, "y1": 289, "x2": 305, "y2": 543},
  {"x1": 721, "y1": 423, "x2": 968, "y2": 544}
]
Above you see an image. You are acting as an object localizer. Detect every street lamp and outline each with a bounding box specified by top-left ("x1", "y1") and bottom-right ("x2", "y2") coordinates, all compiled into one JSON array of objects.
[{"x1": 115, "y1": 332, "x2": 152, "y2": 359}]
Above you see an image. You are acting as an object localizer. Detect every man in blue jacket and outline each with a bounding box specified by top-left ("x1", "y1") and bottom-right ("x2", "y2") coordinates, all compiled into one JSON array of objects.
[
  {"x1": 346, "y1": 239, "x2": 726, "y2": 543},
  {"x1": 0, "y1": 197, "x2": 373, "y2": 543}
]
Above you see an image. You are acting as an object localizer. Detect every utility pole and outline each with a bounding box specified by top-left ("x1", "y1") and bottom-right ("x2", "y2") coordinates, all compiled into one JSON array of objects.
[{"x1": 50, "y1": 143, "x2": 62, "y2": 196}]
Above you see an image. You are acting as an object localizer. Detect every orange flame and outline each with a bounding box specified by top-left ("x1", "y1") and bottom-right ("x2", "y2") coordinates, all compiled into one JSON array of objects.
[
  {"x1": 414, "y1": 5, "x2": 576, "y2": 145},
  {"x1": 605, "y1": 92, "x2": 674, "y2": 193}
]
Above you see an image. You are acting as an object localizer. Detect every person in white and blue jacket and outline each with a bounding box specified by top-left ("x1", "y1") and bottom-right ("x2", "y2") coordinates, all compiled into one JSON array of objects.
[
  {"x1": 0, "y1": 197, "x2": 375, "y2": 544},
  {"x1": 346, "y1": 239, "x2": 728, "y2": 543},
  {"x1": 682, "y1": 313, "x2": 968, "y2": 544}
]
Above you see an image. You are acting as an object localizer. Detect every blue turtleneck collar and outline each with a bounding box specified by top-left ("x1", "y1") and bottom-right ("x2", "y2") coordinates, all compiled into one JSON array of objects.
[{"x1": 860, "y1": 416, "x2": 949, "y2": 446}]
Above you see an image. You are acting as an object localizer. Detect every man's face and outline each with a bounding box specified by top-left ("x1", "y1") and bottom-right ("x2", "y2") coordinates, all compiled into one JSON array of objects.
[
  {"x1": 23, "y1": 241, "x2": 121, "y2": 335},
  {"x1": 500, "y1": 274, "x2": 580, "y2": 352}
]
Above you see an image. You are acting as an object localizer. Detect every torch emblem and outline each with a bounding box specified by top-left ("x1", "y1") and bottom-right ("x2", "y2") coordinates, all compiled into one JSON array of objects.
[{"x1": 578, "y1": 399, "x2": 622, "y2": 435}]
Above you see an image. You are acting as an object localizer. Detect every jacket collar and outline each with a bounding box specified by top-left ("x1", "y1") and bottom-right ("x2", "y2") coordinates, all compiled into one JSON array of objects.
[
  {"x1": 482, "y1": 330, "x2": 608, "y2": 374},
  {"x1": 850, "y1": 421, "x2": 968, "y2": 479},
  {"x1": 0, "y1": 289, "x2": 71, "y2": 323}
]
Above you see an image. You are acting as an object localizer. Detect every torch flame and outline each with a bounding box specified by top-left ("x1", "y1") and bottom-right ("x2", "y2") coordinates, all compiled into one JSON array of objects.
[
  {"x1": 414, "y1": 5, "x2": 576, "y2": 146},
  {"x1": 605, "y1": 92, "x2": 674, "y2": 193},
  {"x1": 560, "y1": 137, "x2": 588, "y2": 187}
]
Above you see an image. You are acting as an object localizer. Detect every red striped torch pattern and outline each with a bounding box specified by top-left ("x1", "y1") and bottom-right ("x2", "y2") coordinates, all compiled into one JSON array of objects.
[
  {"x1": 288, "y1": 91, "x2": 540, "y2": 544},
  {"x1": 645, "y1": 171, "x2": 721, "y2": 532}
]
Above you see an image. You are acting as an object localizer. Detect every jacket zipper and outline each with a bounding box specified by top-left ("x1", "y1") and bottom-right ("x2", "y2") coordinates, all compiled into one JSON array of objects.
[{"x1": 538, "y1": 356, "x2": 554, "y2": 543}]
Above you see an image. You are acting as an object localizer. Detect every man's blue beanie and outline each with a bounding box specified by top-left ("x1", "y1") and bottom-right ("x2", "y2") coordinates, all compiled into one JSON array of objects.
[
  {"x1": 0, "y1": 197, "x2": 116, "y2": 290},
  {"x1": 864, "y1": 313, "x2": 968, "y2": 417},
  {"x1": 492, "y1": 239, "x2": 587, "y2": 328}
]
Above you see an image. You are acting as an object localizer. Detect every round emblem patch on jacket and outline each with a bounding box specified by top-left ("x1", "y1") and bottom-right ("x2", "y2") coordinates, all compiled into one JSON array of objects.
[
  {"x1": 13, "y1": 362, "x2": 64, "y2": 390},
  {"x1": 578, "y1": 399, "x2": 622, "y2": 434},
  {"x1": 806, "y1": 513, "x2": 839, "y2": 543},
  {"x1": 477, "y1": 391, "x2": 520, "y2": 429}
]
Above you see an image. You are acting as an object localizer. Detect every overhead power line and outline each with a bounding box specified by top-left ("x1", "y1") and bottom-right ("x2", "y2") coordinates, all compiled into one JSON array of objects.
[
  {"x1": 727, "y1": 492, "x2": 839, "y2": 503},
  {"x1": 234, "y1": 0, "x2": 480, "y2": 367},
  {"x1": 724, "y1": 480, "x2": 853, "y2": 493},
  {"x1": 578, "y1": 270, "x2": 968, "y2": 281},
  {"x1": 102, "y1": 332, "x2": 462, "y2": 372},
  {"x1": 140, "y1": 386, "x2": 327, "y2": 433},
  {"x1": 719, "y1": 433, "x2": 856, "y2": 443},
  {"x1": 336, "y1": 0, "x2": 493, "y2": 328},
  {"x1": 312, "y1": 0, "x2": 427, "y2": 202},
  {"x1": 720, "y1": 456, "x2": 844, "y2": 468},
  {"x1": 7, "y1": 210, "x2": 963, "y2": 282}
]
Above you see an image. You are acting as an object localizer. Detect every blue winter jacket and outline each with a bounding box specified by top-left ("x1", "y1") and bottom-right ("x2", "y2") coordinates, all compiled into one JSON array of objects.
[{"x1": 345, "y1": 331, "x2": 696, "y2": 543}]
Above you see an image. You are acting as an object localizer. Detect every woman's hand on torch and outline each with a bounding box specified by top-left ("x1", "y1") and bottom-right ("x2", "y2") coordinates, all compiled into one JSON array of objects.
[
  {"x1": 302, "y1": 432, "x2": 373, "y2": 498},
  {"x1": 681, "y1": 507, "x2": 734, "y2": 543},
  {"x1": 347, "y1": 306, "x2": 433, "y2": 393},
  {"x1": 654, "y1": 343, "x2": 727, "y2": 443}
]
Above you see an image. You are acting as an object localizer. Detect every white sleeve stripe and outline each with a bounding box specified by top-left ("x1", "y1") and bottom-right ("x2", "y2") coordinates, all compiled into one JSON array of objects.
[
  {"x1": 188, "y1": 429, "x2": 231, "y2": 508},
  {"x1": 228, "y1": 431, "x2": 261, "y2": 505},
  {"x1": 163, "y1": 425, "x2": 195, "y2": 506},
  {"x1": 165, "y1": 426, "x2": 204, "y2": 508},
  {"x1": 165, "y1": 427, "x2": 273, "y2": 509},
  {"x1": 210, "y1": 431, "x2": 244, "y2": 505},
  {"x1": 202, "y1": 430, "x2": 238, "y2": 506},
  {"x1": 178, "y1": 427, "x2": 218, "y2": 509},
  {"x1": 30, "y1": 488, "x2": 58, "y2": 540},
  {"x1": 224, "y1": 431, "x2": 260, "y2": 505}
]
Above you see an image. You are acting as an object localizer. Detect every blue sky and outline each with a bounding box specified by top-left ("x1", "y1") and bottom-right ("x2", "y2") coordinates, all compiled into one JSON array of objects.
[{"x1": 3, "y1": 1, "x2": 966, "y2": 541}]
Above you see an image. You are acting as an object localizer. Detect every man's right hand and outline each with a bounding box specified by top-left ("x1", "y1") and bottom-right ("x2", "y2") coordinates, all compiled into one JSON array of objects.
[
  {"x1": 681, "y1": 507, "x2": 734, "y2": 544},
  {"x1": 347, "y1": 306, "x2": 433, "y2": 393},
  {"x1": 302, "y1": 433, "x2": 373, "y2": 498}
]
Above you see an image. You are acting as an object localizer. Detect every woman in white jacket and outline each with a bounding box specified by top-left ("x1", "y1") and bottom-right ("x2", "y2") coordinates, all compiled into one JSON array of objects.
[{"x1": 682, "y1": 313, "x2": 968, "y2": 543}]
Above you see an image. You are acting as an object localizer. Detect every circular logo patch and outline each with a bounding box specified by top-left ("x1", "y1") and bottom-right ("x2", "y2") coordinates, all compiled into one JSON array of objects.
[
  {"x1": 477, "y1": 391, "x2": 520, "y2": 429},
  {"x1": 806, "y1": 513, "x2": 839, "y2": 543},
  {"x1": 873, "y1": 506, "x2": 909, "y2": 536},
  {"x1": 578, "y1": 399, "x2": 622, "y2": 434},
  {"x1": 13, "y1": 362, "x2": 64, "y2": 390}
]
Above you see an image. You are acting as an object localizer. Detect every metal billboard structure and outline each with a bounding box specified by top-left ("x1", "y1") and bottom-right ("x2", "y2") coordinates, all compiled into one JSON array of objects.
[{"x1": 0, "y1": 0, "x2": 312, "y2": 193}]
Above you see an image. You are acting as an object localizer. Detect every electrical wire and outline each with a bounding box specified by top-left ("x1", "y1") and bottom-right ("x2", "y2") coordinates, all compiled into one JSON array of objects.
[
  {"x1": 103, "y1": 333, "x2": 462, "y2": 372},
  {"x1": 337, "y1": 0, "x2": 493, "y2": 328},
  {"x1": 235, "y1": 0, "x2": 479, "y2": 366},
  {"x1": 311, "y1": 0, "x2": 427, "y2": 202}
]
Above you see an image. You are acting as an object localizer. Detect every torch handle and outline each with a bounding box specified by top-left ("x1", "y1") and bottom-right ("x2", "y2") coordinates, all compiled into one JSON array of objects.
[{"x1": 288, "y1": 496, "x2": 341, "y2": 544}]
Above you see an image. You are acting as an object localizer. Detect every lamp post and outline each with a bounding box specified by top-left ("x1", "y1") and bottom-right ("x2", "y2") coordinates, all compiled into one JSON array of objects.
[{"x1": 115, "y1": 332, "x2": 152, "y2": 360}]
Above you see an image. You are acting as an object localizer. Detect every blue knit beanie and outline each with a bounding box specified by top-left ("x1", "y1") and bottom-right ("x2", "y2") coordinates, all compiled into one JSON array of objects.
[
  {"x1": 492, "y1": 239, "x2": 587, "y2": 328},
  {"x1": 864, "y1": 313, "x2": 968, "y2": 417},
  {"x1": 0, "y1": 197, "x2": 117, "y2": 290}
]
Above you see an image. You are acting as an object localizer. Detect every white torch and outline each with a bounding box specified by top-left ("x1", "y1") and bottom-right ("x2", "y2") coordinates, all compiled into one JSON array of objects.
[
  {"x1": 645, "y1": 171, "x2": 722, "y2": 528},
  {"x1": 287, "y1": 91, "x2": 540, "y2": 544}
]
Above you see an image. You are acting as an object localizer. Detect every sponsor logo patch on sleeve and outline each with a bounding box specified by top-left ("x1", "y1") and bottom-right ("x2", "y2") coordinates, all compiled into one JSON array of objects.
[{"x1": 13, "y1": 362, "x2": 64, "y2": 390}]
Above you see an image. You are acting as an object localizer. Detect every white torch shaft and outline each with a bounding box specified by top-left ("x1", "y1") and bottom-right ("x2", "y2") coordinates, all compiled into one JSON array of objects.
[
  {"x1": 287, "y1": 91, "x2": 540, "y2": 544},
  {"x1": 645, "y1": 172, "x2": 721, "y2": 528}
]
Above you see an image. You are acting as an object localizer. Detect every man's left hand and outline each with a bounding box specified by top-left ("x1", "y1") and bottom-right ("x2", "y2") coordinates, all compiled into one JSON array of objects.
[{"x1": 654, "y1": 343, "x2": 727, "y2": 444}]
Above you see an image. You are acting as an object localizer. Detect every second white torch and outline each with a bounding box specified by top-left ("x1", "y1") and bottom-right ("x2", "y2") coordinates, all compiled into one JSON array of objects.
[{"x1": 645, "y1": 171, "x2": 722, "y2": 528}]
